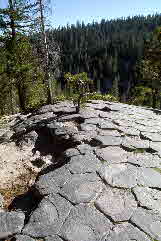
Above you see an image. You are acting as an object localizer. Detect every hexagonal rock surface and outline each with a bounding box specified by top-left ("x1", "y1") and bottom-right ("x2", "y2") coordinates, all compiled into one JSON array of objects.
[
  {"x1": 133, "y1": 186, "x2": 161, "y2": 212},
  {"x1": 35, "y1": 166, "x2": 72, "y2": 196},
  {"x1": 80, "y1": 123, "x2": 97, "y2": 131},
  {"x1": 98, "y1": 163, "x2": 138, "y2": 188},
  {"x1": 95, "y1": 186, "x2": 137, "y2": 222},
  {"x1": 65, "y1": 148, "x2": 80, "y2": 158},
  {"x1": 59, "y1": 173, "x2": 103, "y2": 204},
  {"x1": 67, "y1": 153, "x2": 101, "y2": 174},
  {"x1": 150, "y1": 141, "x2": 161, "y2": 152},
  {"x1": 138, "y1": 167, "x2": 161, "y2": 188},
  {"x1": 95, "y1": 146, "x2": 128, "y2": 164},
  {"x1": 14, "y1": 235, "x2": 35, "y2": 241},
  {"x1": 131, "y1": 207, "x2": 161, "y2": 241},
  {"x1": 98, "y1": 129, "x2": 121, "y2": 137},
  {"x1": 122, "y1": 136, "x2": 149, "y2": 150},
  {"x1": 93, "y1": 135, "x2": 122, "y2": 147},
  {"x1": 140, "y1": 132, "x2": 161, "y2": 141},
  {"x1": 76, "y1": 144, "x2": 93, "y2": 154},
  {"x1": 117, "y1": 126, "x2": 140, "y2": 136},
  {"x1": 84, "y1": 118, "x2": 100, "y2": 125},
  {"x1": 98, "y1": 120, "x2": 118, "y2": 130},
  {"x1": 23, "y1": 194, "x2": 72, "y2": 238},
  {"x1": 80, "y1": 108, "x2": 100, "y2": 119},
  {"x1": 102, "y1": 223, "x2": 151, "y2": 241},
  {"x1": 0, "y1": 211, "x2": 25, "y2": 239},
  {"x1": 72, "y1": 130, "x2": 97, "y2": 143},
  {"x1": 45, "y1": 236, "x2": 63, "y2": 241},
  {"x1": 60, "y1": 204, "x2": 113, "y2": 241},
  {"x1": 0, "y1": 193, "x2": 4, "y2": 208},
  {"x1": 127, "y1": 153, "x2": 161, "y2": 167}
]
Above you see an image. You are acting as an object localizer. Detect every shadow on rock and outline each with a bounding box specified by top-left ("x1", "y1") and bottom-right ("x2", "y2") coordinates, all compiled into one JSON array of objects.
[
  {"x1": 32, "y1": 126, "x2": 77, "y2": 165},
  {"x1": 8, "y1": 189, "x2": 42, "y2": 224}
]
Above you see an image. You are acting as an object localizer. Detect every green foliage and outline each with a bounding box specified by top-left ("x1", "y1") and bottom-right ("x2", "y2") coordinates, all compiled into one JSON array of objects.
[
  {"x1": 130, "y1": 86, "x2": 153, "y2": 107},
  {"x1": 64, "y1": 72, "x2": 93, "y2": 113},
  {"x1": 87, "y1": 93, "x2": 118, "y2": 102},
  {"x1": 137, "y1": 26, "x2": 161, "y2": 108},
  {"x1": 25, "y1": 81, "x2": 47, "y2": 111},
  {"x1": 53, "y1": 14, "x2": 161, "y2": 100}
]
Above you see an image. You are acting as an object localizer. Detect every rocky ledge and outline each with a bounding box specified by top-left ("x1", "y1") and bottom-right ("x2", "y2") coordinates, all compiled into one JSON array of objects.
[{"x1": 1, "y1": 100, "x2": 161, "y2": 241}]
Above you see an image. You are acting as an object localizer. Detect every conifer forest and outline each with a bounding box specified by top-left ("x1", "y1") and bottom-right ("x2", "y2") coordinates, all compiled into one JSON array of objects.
[{"x1": 0, "y1": 0, "x2": 161, "y2": 114}]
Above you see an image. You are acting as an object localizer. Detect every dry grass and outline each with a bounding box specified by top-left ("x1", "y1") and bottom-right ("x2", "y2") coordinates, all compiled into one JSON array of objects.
[{"x1": 0, "y1": 167, "x2": 38, "y2": 209}]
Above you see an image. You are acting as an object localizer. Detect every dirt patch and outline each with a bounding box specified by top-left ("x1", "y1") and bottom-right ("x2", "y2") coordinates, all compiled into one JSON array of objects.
[{"x1": 0, "y1": 166, "x2": 37, "y2": 209}]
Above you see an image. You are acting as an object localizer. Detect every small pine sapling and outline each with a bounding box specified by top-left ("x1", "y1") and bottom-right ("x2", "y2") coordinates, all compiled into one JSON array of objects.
[{"x1": 64, "y1": 72, "x2": 93, "y2": 113}]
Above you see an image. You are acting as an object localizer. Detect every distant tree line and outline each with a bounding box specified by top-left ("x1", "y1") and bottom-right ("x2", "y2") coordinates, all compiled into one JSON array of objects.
[
  {"x1": 51, "y1": 14, "x2": 161, "y2": 102},
  {"x1": 0, "y1": 1, "x2": 161, "y2": 115}
]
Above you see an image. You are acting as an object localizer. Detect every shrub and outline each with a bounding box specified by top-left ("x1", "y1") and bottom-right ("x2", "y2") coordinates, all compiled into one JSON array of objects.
[{"x1": 64, "y1": 72, "x2": 93, "y2": 113}]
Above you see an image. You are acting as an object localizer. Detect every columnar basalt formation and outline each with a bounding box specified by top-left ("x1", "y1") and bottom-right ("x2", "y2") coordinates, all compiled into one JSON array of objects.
[{"x1": 1, "y1": 101, "x2": 161, "y2": 240}]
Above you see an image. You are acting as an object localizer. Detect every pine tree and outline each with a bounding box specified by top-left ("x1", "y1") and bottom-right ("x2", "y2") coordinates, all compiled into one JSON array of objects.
[
  {"x1": 140, "y1": 27, "x2": 161, "y2": 108},
  {"x1": 0, "y1": 0, "x2": 45, "y2": 112}
]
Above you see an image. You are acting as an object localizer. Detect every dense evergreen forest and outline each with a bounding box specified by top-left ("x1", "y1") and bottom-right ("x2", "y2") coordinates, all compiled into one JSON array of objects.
[
  {"x1": 51, "y1": 14, "x2": 161, "y2": 101},
  {"x1": 0, "y1": 0, "x2": 161, "y2": 114}
]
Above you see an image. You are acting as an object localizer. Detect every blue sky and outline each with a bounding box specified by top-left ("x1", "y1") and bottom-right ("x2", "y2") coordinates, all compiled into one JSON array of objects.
[{"x1": 0, "y1": 0, "x2": 161, "y2": 28}]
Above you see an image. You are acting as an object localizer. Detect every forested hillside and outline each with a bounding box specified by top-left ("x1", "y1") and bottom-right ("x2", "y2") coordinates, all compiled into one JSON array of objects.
[
  {"x1": 51, "y1": 14, "x2": 161, "y2": 101},
  {"x1": 0, "y1": 0, "x2": 160, "y2": 115}
]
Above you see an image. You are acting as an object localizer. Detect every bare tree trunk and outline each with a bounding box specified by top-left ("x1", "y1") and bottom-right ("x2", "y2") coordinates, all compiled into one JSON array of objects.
[
  {"x1": 8, "y1": 0, "x2": 17, "y2": 113},
  {"x1": 39, "y1": 0, "x2": 53, "y2": 104},
  {"x1": 152, "y1": 88, "x2": 158, "y2": 109},
  {"x1": 17, "y1": 82, "x2": 26, "y2": 112},
  {"x1": 10, "y1": 84, "x2": 14, "y2": 114}
]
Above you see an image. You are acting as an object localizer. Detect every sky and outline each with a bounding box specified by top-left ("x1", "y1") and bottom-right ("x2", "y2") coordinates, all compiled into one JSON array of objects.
[{"x1": 0, "y1": 0, "x2": 161, "y2": 28}]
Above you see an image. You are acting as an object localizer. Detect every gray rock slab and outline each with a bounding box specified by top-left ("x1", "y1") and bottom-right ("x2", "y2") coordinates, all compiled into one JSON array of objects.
[
  {"x1": 150, "y1": 142, "x2": 161, "y2": 152},
  {"x1": 0, "y1": 193, "x2": 4, "y2": 208},
  {"x1": 102, "y1": 223, "x2": 151, "y2": 241},
  {"x1": 131, "y1": 207, "x2": 161, "y2": 241},
  {"x1": 65, "y1": 148, "x2": 80, "y2": 158},
  {"x1": 122, "y1": 136, "x2": 149, "y2": 150},
  {"x1": 135, "y1": 124, "x2": 161, "y2": 133},
  {"x1": 76, "y1": 144, "x2": 93, "y2": 154},
  {"x1": 53, "y1": 106, "x2": 76, "y2": 114},
  {"x1": 23, "y1": 194, "x2": 72, "y2": 238},
  {"x1": 60, "y1": 204, "x2": 113, "y2": 241},
  {"x1": 84, "y1": 118, "x2": 100, "y2": 125},
  {"x1": 58, "y1": 113, "x2": 81, "y2": 122},
  {"x1": 47, "y1": 122, "x2": 70, "y2": 137},
  {"x1": 72, "y1": 130, "x2": 97, "y2": 143},
  {"x1": 113, "y1": 119, "x2": 134, "y2": 127},
  {"x1": 98, "y1": 111, "x2": 112, "y2": 118},
  {"x1": 127, "y1": 153, "x2": 161, "y2": 167},
  {"x1": 35, "y1": 166, "x2": 71, "y2": 196},
  {"x1": 14, "y1": 235, "x2": 35, "y2": 241},
  {"x1": 103, "y1": 104, "x2": 121, "y2": 112},
  {"x1": 98, "y1": 129, "x2": 121, "y2": 136},
  {"x1": 117, "y1": 126, "x2": 140, "y2": 136},
  {"x1": 138, "y1": 167, "x2": 161, "y2": 188},
  {"x1": 20, "y1": 131, "x2": 38, "y2": 147},
  {"x1": 133, "y1": 186, "x2": 161, "y2": 212},
  {"x1": 45, "y1": 236, "x2": 63, "y2": 241},
  {"x1": 59, "y1": 173, "x2": 103, "y2": 204},
  {"x1": 0, "y1": 211, "x2": 25, "y2": 239},
  {"x1": 80, "y1": 108, "x2": 100, "y2": 119},
  {"x1": 93, "y1": 135, "x2": 122, "y2": 147},
  {"x1": 13, "y1": 112, "x2": 56, "y2": 136},
  {"x1": 141, "y1": 132, "x2": 161, "y2": 141},
  {"x1": 98, "y1": 120, "x2": 118, "y2": 130},
  {"x1": 80, "y1": 123, "x2": 97, "y2": 131},
  {"x1": 67, "y1": 153, "x2": 101, "y2": 174},
  {"x1": 98, "y1": 163, "x2": 138, "y2": 188},
  {"x1": 36, "y1": 104, "x2": 56, "y2": 114},
  {"x1": 95, "y1": 187, "x2": 137, "y2": 222},
  {"x1": 95, "y1": 146, "x2": 128, "y2": 163}
]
